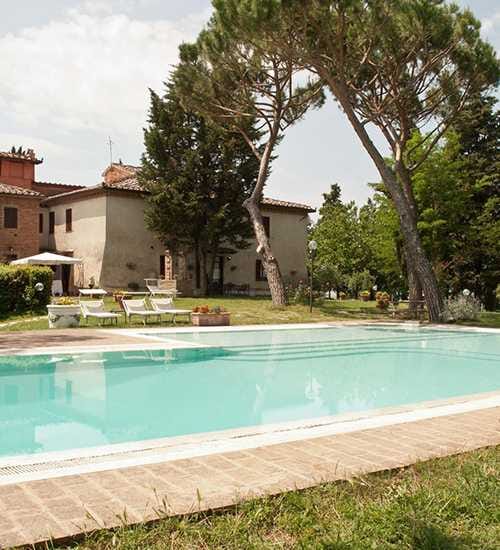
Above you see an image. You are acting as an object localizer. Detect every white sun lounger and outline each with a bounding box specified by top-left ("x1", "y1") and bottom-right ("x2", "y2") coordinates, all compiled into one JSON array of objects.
[
  {"x1": 150, "y1": 298, "x2": 191, "y2": 324},
  {"x1": 80, "y1": 300, "x2": 121, "y2": 325},
  {"x1": 122, "y1": 299, "x2": 162, "y2": 325}
]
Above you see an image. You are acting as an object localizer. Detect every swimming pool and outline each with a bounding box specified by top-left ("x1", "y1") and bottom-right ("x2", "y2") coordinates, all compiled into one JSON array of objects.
[{"x1": 1, "y1": 325, "x2": 499, "y2": 459}]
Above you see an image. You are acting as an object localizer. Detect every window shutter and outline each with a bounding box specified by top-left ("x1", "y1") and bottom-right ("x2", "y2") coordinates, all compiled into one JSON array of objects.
[
  {"x1": 65, "y1": 209, "x2": 72, "y2": 232},
  {"x1": 4, "y1": 207, "x2": 18, "y2": 229},
  {"x1": 49, "y1": 212, "x2": 55, "y2": 234}
]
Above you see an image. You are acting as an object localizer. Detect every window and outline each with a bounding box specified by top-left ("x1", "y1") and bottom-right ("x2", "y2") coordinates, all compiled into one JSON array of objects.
[
  {"x1": 255, "y1": 259, "x2": 267, "y2": 282},
  {"x1": 263, "y1": 216, "x2": 270, "y2": 238},
  {"x1": 160, "y1": 255, "x2": 166, "y2": 277},
  {"x1": 49, "y1": 212, "x2": 55, "y2": 234},
  {"x1": 39, "y1": 213, "x2": 44, "y2": 233},
  {"x1": 4, "y1": 207, "x2": 18, "y2": 229},
  {"x1": 65, "y1": 209, "x2": 72, "y2": 232}
]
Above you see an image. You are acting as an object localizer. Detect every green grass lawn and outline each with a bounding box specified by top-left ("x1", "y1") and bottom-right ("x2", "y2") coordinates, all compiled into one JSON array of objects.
[
  {"x1": 58, "y1": 446, "x2": 499, "y2": 550},
  {"x1": 1, "y1": 297, "x2": 499, "y2": 331}
]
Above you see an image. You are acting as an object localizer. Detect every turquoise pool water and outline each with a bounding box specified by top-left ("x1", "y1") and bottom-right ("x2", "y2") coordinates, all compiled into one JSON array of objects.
[{"x1": 1, "y1": 326, "x2": 499, "y2": 458}]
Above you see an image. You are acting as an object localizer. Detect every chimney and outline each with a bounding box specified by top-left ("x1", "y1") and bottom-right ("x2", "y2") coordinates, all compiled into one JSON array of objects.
[{"x1": 0, "y1": 147, "x2": 43, "y2": 190}]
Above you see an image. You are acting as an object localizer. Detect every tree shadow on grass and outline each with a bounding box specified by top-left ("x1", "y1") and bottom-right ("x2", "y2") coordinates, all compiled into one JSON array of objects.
[{"x1": 411, "y1": 523, "x2": 476, "y2": 550}]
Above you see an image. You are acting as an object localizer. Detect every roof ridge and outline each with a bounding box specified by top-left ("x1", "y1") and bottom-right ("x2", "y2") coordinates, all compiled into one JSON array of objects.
[{"x1": 35, "y1": 181, "x2": 86, "y2": 188}]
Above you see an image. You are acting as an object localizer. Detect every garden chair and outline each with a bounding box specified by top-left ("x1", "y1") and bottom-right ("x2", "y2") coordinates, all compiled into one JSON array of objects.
[
  {"x1": 122, "y1": 299, "x2": 162, "y2": 325},
  {"x1": 80, "y1": 300, "x2": 121, "y2": 325},
  {"x1": 150, "y1": 297, "x2": 192, "y2": 324}
]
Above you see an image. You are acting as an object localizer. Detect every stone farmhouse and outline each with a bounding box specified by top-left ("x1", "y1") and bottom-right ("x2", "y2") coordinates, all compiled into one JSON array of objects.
[{"x1": 0, "y1": 149, "x2": 314, "y2": 295}]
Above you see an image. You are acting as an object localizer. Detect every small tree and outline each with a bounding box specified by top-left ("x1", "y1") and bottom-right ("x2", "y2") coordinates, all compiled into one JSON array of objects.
[
  {"x1": 174, "y1": 1, "x2": 323, "y2": 306},
  {"x1": 140, "y1": 84, "x2": 257, "y2": 295},
  {"x1": 347, "y1": 270, "x2": 375, "y2": 298},
  {"x1": 284, "y1": 0, "x2": 499, "y2": 321}
]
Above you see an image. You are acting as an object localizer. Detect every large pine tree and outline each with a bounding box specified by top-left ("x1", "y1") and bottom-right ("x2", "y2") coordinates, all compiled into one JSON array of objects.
[{"x1": 140, "y1": 83, "x2": 259, "y2": 295}]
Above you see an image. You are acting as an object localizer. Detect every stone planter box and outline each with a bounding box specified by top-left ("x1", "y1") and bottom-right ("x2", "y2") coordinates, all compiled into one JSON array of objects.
[
  {"x1": 47, "y1": 305, "x2": 81, "y2": 329},
  {"x1": 191, "y1": 312, "x2": 230, "y2": 326}
]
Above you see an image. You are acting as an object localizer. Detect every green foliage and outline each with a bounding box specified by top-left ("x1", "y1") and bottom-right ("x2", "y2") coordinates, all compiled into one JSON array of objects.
[
  {"x1": 140, "y1": 83, "x2": 258, "y2": 291},
  {"x1": 359, "y1": 196, "x2": 405, "y2": 295},
  {"x1": 311, "y1": 186, "x2": 403, "y2": 297},
  {"x1": 407, "y1": 94, "x2": 500, "y2": 308},
  {"x1": 0, "y1": 265, "x2": 52, "y2": 315},
  {"x1": 311, "y1": 198, "x2": 366, "y2": 277},
  {"x1": 285, "y1": 280, "x2": 323, "y2": 306},
  {"x1": 347, "y1": 270, "x2": 375, "y2": 298}
]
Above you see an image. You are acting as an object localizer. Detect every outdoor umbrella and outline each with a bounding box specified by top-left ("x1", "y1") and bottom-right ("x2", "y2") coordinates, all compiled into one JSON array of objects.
[{"x1": 10, "y1": 252, "x2": 82, "y2": 265}]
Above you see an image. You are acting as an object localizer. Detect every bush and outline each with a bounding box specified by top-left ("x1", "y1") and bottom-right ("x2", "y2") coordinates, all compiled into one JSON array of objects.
[
  {"x1": 0, "y1": 265, "x2": 53, "y2": 315},
  {"x1": 375, "y1": 291, "x2": 391, "y2": 309},
  {"x1": 443, "y1": 294, "x2": 481, "y2": 322},
  {"x1": 347, "y1": 270, "x2": 375, "y2": 298},
  {"x1": 285, "y1": 280, "x2": 323, "y2": 306}
]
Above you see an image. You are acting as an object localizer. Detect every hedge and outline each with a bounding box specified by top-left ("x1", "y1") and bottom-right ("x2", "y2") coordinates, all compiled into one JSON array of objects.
[{"x1": 0, "y1": 265, "x2": 53, "y2": 315}]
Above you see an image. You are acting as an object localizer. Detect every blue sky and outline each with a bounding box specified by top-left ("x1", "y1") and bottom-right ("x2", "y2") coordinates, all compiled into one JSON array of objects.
[{"x1": 1, "y1": 1, "x2": 498, "y2": 209}]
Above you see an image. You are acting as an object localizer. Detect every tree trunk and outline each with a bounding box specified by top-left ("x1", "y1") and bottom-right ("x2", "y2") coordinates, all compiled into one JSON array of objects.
[
  {"x1": 244, "y1": 197, "x2": 287, "y2": 306},
  {"x1": 407, "y1": 264, "x2": 423, "y2": 319},
  {"x1": 200, "y1": 250, "x2": 208, "y2": 297},
  {"x1": 323, "y1": 76, "x2": 444, "y2": 322},
  {"x1": 242, "y1": 129, "x2": 287, "y2": 307},
  {"x1": 208, "y1": 251, "x2": 218, "y2": 295},
  {"x1": 194, "y1": 242, "x2": 201, "y2": 291}
]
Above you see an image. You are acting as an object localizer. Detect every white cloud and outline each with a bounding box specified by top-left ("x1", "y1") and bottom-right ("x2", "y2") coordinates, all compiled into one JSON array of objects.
[
  {"x1": 482, "y1": 11, "x2": 500, "y2": 33},
  {"x1": 0, "y1": 3, "x2": 207, "y2": 139}
]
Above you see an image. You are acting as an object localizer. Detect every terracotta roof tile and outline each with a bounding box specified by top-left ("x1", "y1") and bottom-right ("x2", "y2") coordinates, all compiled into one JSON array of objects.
[
  {"x1": 103, "y1": 177, "x2": 144, "y2": 192},
  {"x1": 111, "y1": 163, "x2": 139, "y2": 173},
  {"x1": 261, "y1": 197, "x2": 315, "y2": 212},
  {"x1": 0, "y1": 182, "x2": 42, "y2": 197},
  {"x1": 44, "y1": 172, "x2": 315, "y2": 212},
  {"x1": 34, "y1": 181, "x2": 86, "y2": 189}
]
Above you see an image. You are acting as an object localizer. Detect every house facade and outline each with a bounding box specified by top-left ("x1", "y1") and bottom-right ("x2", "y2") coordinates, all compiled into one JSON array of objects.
[{"x1": 1, "y1": 150, "x2": 314, "y2": 295}]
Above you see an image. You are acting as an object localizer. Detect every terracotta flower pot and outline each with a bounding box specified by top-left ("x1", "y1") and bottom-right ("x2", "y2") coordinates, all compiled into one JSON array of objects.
[{"x1": 191, "y1": 312, "x2": 231, "y2": 326}]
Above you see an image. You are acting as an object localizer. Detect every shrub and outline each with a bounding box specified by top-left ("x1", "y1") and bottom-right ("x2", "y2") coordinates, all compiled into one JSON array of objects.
[
  {"x1": 443, "y1": 294, "x2": 481, "y2": 322},
  {"x1": 0, "y1": 265, "x2": 53, "y2": 315},
  {"x1": 375, "y1": 291, "x2": 391, "y2": 309},
  {"x1": 285, "y1": 280, "x2": 323, "y2": 306},
  {"x1": 347, "y1": 270, "x2": 375, "y2": 298}
]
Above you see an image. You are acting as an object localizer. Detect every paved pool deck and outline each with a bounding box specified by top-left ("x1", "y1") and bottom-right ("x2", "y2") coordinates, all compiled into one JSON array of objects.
[
  {"x1": 0, "y1": 328, "x2": 151, "y2": 355},
  {"x1": 0, "y1": 325, "x2": 499, "y2": 548}
]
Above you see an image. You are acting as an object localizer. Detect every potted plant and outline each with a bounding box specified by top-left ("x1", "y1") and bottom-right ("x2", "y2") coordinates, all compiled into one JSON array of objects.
[
  {"x1": 359, "y1": 290, "x2": 370, "y2": 302},
  {"x1": 191, "y1": 305, "x2": 231, "y2": 326},
  {"x1": 88, "y1": 276, "x2": 96, "y2": 289},
  {"x1": 113, "y1": 289, "x2": 127, "y2": 310},
  {"x1": 47, "y1": 297, "x2": 81, "y2": 328},
  {"x1": 375, "y1": 291, "x2": 391, "y2": 310}
]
